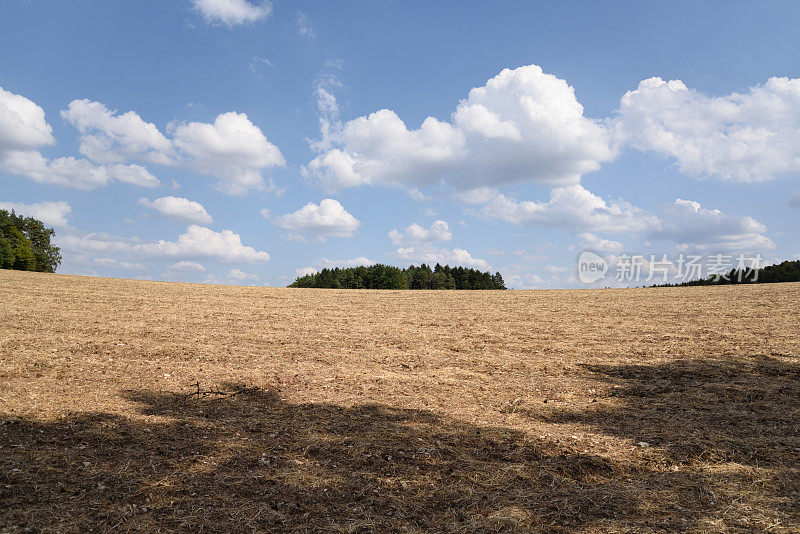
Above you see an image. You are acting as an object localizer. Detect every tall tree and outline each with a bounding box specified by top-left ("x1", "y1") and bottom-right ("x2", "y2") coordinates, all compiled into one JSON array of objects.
[{"x1": 0, "y1": 209, "x2": 62, "y2": 273}]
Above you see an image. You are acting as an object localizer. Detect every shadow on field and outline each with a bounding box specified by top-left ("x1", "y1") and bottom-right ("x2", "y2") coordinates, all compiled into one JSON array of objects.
[
  {"x1": 530, "y1": 355, "x2": 800, "y2": 530},
  {"x1": 2, "y1": 357, "x2": 799, "y2": 532},
  {"x1": 539, "y1": 355, "x2": 800, "y2": 467}
]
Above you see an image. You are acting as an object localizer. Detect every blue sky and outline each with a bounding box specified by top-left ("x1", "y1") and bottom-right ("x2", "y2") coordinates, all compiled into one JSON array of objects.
[{"x1": 1, "y1": 0, "x2": 799, "y2": 288}]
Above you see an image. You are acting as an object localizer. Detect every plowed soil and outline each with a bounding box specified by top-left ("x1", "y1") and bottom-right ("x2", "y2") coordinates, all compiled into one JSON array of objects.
[{"x1": 1, "y1": 269, "x2": 798, "y2": 532}]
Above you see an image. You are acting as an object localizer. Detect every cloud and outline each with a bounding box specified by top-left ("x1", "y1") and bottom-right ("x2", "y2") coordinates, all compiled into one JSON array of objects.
[
  {"x1": 277, "y1": 199, "x2": 360, "y2": 241},
  {"x1": 169, "y1": 261, "x2": 206, "y2": 272},
  {"x1": 501, "y1": 269, "x2": 547, "y2": 290},
  {"x1": 259, "y1": 208, "x2": 270, "y2": 219},
  {"x1": 455, "y1": 187, "x2": 500, "y2": 205},
  {"x1": 294, "y1": 266, "x2": 318, "y2": 277},
  {"x1": 171, "y1": 111, "x2": 285, "y2": 195},
  {"x1": 316, "y1": 256, "x2": 375, "y2": 268},
  {"x1": 60, "y1": 225, "x2": 269, "y2": 263},
  {"x1": 249, "y1": 56, "x2": 274, "y2": 77},
  {"x1": 324, "y1": 58, "x2": 345, "y2": 70},
  {"x1": 297, "y1": 10, "x2": 314, "y2": 40},
  {"x1": 57, "y1": 232, "x2": 135, "y2": 255},
  {"x1": 0, "y1": 150, "x2": 160, "y2": 190},
  {"x1": 789, "y1": 190, "x2": 800, "y2": 209},
  {"x1": 0, "y1": 90, "x2": 159, "y2": 190},
  {"x1": 62, "y1": 101, "x2": 282, "y2": 194},
  {"x1": 294, "y1": 256, "x2": 375, "y2": 278},
  {"x1": 315, "y1": 87, "x2": 339, "y2": 120},
  {"x1": 0, "y1": 151, "x2": 107, "y2": 189},
  {"x1": 303, "y1": 68, "x2": 800, "y2": 194},
  {"x1": 229, "y1": 268, "x2": 257, "y2": 281},
  {"x1": 303, "y1": 64, "x2": 613, "y2": 191},
  {"x1": 61, "y1": 100, "x2": 172, "y2": 165},
  {"x1": 486, "y1": 246, "x2": 550, "y2": 262},
  {"x1": 138, "y1": 225, "x2": 270, "y2": 262},
  {"x1": 109, "y1": 164, "x2": 161, "y2": 187},
  {"x1": 0, "y1": 200, "x2": 71, "y2": 227},
  {"x1": 392, "y1": 245, "x2": 490, "y2": 270},
  {"x1": 577, "y1": 232, "x2": 624, "y2": 253},
  {"x1": 310, "y1": 87, "x2": 341, "y2": 153},
  {"x1": 583, "y1": 254, "x2": 683, "y2": 288},
  {"x1": 652, "y1": 198, "x2": 775, "y2": 252},
  {"x1": 93, "y1": 258, "x2": 146, "y2": 270},
  {"x1": 611, "y1": 76, "x2": 800, "y2": 182},
  {"x1": 470, "y1": 186, "x2": 775, "y2": 255},
  {"x1": 138, "y1": 196, "x2": 213, "y2": 224},
  {"x1": 478, "y1": 185, "x2": 657, "y2": 234},
  {"x1": 389, "y1": 220, "x2": 452, "y2": 245},
  {"x1": 407, "y1": 188, "x2": 430, "y2": 202},
  {"x1": 0, "y1": 86, "x2": 54, "y2": 151},
  {"x1": 191, "y1": 0, "x2": 272, "y2": 27}
]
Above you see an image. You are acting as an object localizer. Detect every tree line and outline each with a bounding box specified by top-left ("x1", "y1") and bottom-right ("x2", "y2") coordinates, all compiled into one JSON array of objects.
[
  {"x1": 0, "y1": 210, "x2": 62, "y2": 273},
  {"x1": 654, "y1": 259, "x2": 800, "y2": 287},
  {"x1": 289, "y1": 263, "x2": 506, "y2": 290}
]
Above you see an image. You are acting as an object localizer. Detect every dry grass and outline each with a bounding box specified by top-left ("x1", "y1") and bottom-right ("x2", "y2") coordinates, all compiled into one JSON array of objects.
[{"x1": 1, "y1": 269, "x2": 798, "y2": 532}]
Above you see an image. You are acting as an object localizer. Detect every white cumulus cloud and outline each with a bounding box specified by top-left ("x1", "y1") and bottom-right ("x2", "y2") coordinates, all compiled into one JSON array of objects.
[
  {"x1": 0, "y1": 150, "x2": 160, "y2": 190},
  {"x1": 0, "y1": 151, "x2": 108, "y2": 189},
  {"x1": 60, "y1": 226, "x2": 269, "y2": 263},
  {"x1": 169, "y1": 261, "x2": 206, "y2": 272},
  {"x1": 0, "y1": 90, "x2": 162, "y2": 190},
  {"x1": 389, "y1": 220, "x2": 452, "y2": 245},
  {"x1": 500, "y1": 269, "x2": 549, "y2": 290},
  {"x1": 0, "y1": 86, "x2": 54, "y2": 151},
  {"x1": 294, "y1": 266, "x2": 318, "y2": 277},
  {"x1": 407, "y1": 188, "x2": 430, "y2": 201},
  {"x1": 191, "y1": 0, "x2": 272, "y2": 27},
  {"x1": 277, "y1": 198, "x2": 360, "y2": 242},
  {"x1": 0, "y1": 200, "x2": 71, "y2": 227},
  {"x1": 478, "y1": 185, "x2": 657, "y2": 234},
  {"x1": 57, "y1": 232, "x2": 135, "y2": 254},
  {"x1": 611, "y1": 76, "x2": 800, "y2": 182},
  {"x1": 137, "y1": 225, "x2": 270, "y2": 262},
  {"x1": 651, "y1": 199, "x2": 775, "y2": 252},
  {"x1": 61, "y1": 101, "x2": 282, "y2": 194},
  {"x1": 455, "y1": 187, "x2": 500, "y2": 205},
  {"x1": 171, "y1": 111, "x2": 285, "y2": 195},
  {"x1": 138, "y1": 196, "x2": 213, "y2": 224},
  {"x1": 392, "y1": 245, "x2": 490, "y2": 270},
  {"x1": 109, "y1": 164, "x2": 161, "y2": 187},
  {"x1": 577, "y1": 232, "x2": 624, "y2": 253},
  {"x1": 293, "y1": 256, "x2": 375, "y2": 278},
  {"x1": 304, "y1": 64, "x2": 613, "y2": 191},
  {"x1": 467, "y1": 185, "x2": 775, "y2": 256},
  {"x1": 229, "y1": 268, "x2": 258, "y2": 281},
  {"x1": 93, "y1": 258, "x2": 146, "y2": 270},
  {"x1": 316, "y1": 256, "x2": 375, "y2": 268},
  {"x1": 61, "y1": 99, "x2": 172, "y2": 165}
]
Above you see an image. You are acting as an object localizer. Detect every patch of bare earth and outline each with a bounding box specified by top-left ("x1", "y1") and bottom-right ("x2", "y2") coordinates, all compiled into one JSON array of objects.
[{"x1": 1, "y1": 269, "x2": 798, "y2": 532}]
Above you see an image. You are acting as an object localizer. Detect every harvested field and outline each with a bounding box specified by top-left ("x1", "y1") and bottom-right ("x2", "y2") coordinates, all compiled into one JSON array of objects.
[{"x1": 1, "y1": 269, "x2": 799, "y2": 532}]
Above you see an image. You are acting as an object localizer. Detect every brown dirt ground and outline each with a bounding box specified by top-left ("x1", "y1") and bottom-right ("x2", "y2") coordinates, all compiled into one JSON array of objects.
[{"x1": 0, "y1": 269, "x2": 798, "y2": 533}]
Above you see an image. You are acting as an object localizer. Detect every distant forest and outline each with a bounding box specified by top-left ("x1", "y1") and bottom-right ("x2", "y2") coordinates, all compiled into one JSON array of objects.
[
  {"x1": 0, "y1": 209, "x2": 61, "y2": 273},
  {"x1": 655, "y1": 259, "x2": 800, "y2": 287},
  {"x1": 289, "y1": 263, "x2": 507, "y2": 290}
]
